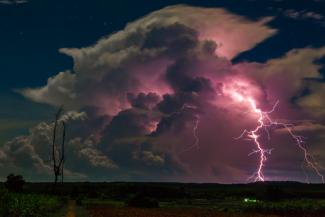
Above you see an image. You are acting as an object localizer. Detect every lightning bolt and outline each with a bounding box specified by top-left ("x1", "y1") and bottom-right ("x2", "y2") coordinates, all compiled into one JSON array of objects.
[
  {"x1": 181, "y1": 115, "x2": 200, "y2": 153},
  {"x1": 226, "y1": 87, "x2": 324, "y2": 183},
  {"x1": 170, "y1": 104, "x2": 201, "y2": 153},
  {"x1": 234, "y1": 97, "x2": 275, "y2": 181},
  {"x1": 193, "y1": 117, "x2": 200, "y2": 148}
]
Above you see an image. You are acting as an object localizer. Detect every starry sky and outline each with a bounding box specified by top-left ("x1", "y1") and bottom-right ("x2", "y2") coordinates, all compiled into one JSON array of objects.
[{"x1": 0, "y1": 0, "x2": 325, "y2": 183}]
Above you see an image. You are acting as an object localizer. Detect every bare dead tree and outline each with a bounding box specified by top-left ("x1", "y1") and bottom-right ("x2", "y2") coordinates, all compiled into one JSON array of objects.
[{"x1": 52, "y1": 106, "x2": 66, "y2": 185}]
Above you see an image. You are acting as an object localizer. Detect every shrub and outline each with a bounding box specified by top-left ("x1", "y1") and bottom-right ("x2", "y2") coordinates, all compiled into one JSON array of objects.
[
  {"x1": 76, "y1": 196, "x2": 84, "y2": 206},
  {"x1": 5, "y1": 174, "x2": 25, "y2": 192},
  {"x1": 127, "y1": 193, "x2": 159, "y2": 208},
  {"x1": 264, "y1": 186, "x2": 284, "y2": 201}
]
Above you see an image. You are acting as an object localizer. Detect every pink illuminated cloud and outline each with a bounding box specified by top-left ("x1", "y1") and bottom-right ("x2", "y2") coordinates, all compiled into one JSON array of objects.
[{"x1": 7, "y1": 5, "x2": 325, "y2": 182}]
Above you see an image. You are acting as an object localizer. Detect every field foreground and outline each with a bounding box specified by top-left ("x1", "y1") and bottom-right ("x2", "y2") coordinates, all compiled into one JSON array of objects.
[
  {"x1": 87, "y1": 206, "x2": 325, "y2": 217},
  {"x1": 1, "y1": 181, "x2": 325, "y2": 217}
]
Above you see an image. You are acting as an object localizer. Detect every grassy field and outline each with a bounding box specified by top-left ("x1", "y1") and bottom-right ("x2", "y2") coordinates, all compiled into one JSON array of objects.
[
  {"x1": 87, "y1": 207, "x2": 283, "y2": 217},
  {"x1": 1, "y1": 182, "x2": 325, "y2": 217},
  {"x1": 82, "y1": 198, "x2": 325, "y2": 217},
  {"x1": 87, "y1": 207, "x2": 325, "y2": 217},
  {"x1": 0, "y1": 188, "x2": 65, "y2": 217}
]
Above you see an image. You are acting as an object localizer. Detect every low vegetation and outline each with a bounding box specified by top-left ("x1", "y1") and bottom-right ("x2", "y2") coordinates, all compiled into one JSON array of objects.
[
  {"x1": 0, "y1": 188, "x2": 64, "y2": 217},
  {"x1": 0, "y1": 179, "x2": 325, "y2": 217}
]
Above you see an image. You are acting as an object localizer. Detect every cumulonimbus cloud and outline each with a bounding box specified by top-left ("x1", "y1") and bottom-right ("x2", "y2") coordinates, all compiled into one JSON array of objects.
[
  {"x1": 3, "y1": 5, "x2": 325, "y2": 182},
  {"x1": 21, "y1": 5, "x2": 277, "y2": 115}
]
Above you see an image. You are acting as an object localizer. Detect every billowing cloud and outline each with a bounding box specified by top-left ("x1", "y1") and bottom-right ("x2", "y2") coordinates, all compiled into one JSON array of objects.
[
  {"x1": 0, "y1": 112, "x2": 114, "y2": 180},
  {"x1": 297, "y1": 82, "x2": 325, "y2": 118},
  {"x1": 3, "y1": 5, "x2": 325, "y2": 182},
  {"x1": 20, "y1": 5, "x2": 276, "y2": 115},
  {"x1": 234, "y1": 47, "x2": 325, "y2": 115},
  {"x1": 22, "y1": 72, "x2": 77, "y2": 108}
]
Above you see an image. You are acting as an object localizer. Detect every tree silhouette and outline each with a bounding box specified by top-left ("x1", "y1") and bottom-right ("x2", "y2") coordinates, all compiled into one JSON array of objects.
[
  {"x1": 52, "y1": 106, "x2": 66, "y2": 185},
  {"x1": 5, "y1": 174, "x2": 25, "y2": 192}
]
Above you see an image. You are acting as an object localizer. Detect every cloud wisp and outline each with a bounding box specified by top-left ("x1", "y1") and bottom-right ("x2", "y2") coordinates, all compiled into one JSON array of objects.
[{"x1": 0, "y1": 0, "x2": 27, "y2": 5}]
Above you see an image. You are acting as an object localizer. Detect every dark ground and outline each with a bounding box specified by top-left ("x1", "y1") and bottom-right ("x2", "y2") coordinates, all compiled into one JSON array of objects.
[{"x1": 1, "y1": 181, "x2": 325, "y2": 217}]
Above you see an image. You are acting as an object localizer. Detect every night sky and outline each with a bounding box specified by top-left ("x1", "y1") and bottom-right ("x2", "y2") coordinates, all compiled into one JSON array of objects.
[{"x1": 1, "y1": 0, "x2": 325, "y2": 183}]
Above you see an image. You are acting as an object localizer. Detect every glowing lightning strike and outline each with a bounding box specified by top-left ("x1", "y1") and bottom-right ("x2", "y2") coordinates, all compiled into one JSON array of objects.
[
  {"x1": 170, "y1": 104, "x2": 201, "y2": 153},
  {"x1": 234, "y1": 96, "x2": 274, "y2": 182},
  {"x1": 229, "y1": 90, "x2": 324, "y2": 183},
  {"x1": 193, "y1": 117, "x2": 200, "y2": 148},
  {"x1": 181, "y1": 115, "x2": 200, "y2": 153}
]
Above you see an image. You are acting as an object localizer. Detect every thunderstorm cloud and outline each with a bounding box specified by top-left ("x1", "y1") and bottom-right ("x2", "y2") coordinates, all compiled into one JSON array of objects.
[{"x1": 2, "y1": 5, "x2": 325, "y2": 182}]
